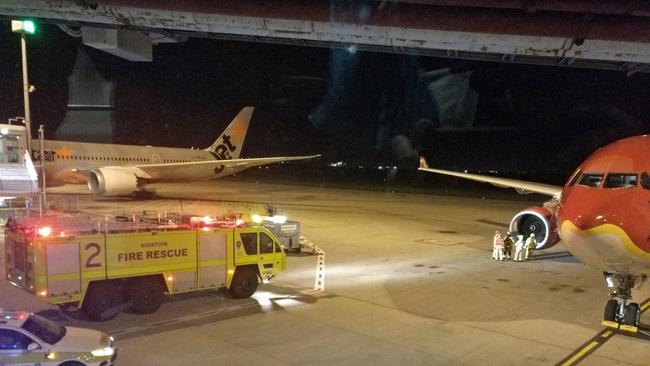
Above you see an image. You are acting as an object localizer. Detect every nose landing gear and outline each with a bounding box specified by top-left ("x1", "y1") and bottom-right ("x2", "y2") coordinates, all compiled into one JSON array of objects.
[{"x1": 602, "y1": 273, "x2": 645, "y2": 332}]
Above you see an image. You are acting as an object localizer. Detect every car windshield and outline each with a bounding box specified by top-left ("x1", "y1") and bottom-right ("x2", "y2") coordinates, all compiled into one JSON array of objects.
[{"x1": 20, "y1": 314, "x2": 66, "y2": 345}]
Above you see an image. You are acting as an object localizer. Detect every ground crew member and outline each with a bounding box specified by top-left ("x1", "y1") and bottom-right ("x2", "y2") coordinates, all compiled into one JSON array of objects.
[
  {"x1": 492, "y1": 231, "x2": 504, "y2": 260},
  {"x1": 503, "y1": 231, "x2": 513, "y2": 260},
  {"x1": 525, "y1": 233, "x2": 536, "y2": 260},
  {"x1": 513, "y1": 234, "x2": 525, "y2": 261}
]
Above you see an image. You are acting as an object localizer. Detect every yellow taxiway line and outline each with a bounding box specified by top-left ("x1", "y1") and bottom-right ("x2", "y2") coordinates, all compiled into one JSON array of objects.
[{"x1": 556, "y1": 297, "x2": 650, "y2": 366}]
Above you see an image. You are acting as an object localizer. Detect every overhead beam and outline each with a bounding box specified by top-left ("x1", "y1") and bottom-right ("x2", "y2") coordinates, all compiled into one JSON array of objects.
[{"x1": 1, "y1": 0, "x2": 649, "y2": 70}]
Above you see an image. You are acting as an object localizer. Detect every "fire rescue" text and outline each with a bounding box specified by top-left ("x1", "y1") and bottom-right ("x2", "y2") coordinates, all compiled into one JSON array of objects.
[{"x1": 117, "y1": 248, "x2": 189, "y2": 261}]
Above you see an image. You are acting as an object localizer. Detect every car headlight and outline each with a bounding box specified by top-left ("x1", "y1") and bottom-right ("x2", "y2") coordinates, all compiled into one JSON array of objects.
[{"x1": 91, "y1": 346, "x2": 115, "y2": 357}]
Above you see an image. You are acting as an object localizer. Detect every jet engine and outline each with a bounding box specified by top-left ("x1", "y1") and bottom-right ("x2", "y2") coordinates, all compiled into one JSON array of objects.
[
  {"x1": 87, "y1": 167, "x2": 139, "y2": 196},
  {"x1": 509, "y1": 206, "x2": 560, "y2": 249}
]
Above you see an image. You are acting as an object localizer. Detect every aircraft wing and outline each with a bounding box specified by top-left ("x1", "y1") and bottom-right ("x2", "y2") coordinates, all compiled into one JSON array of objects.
[
  {"x1": 418, "y1": 158, "x2": 562, "y2": 197},
  {"x1": 135, "y1": 154, "x2": 321, "y2": 176}
]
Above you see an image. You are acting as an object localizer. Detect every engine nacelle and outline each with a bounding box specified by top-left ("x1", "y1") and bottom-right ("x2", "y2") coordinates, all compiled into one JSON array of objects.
[
  {"x1": 509, "y1": 206, "x2": 560, "y2": 250},
  {"x1": 87, "y1": 167, "x2": 139, "y2": 196}
]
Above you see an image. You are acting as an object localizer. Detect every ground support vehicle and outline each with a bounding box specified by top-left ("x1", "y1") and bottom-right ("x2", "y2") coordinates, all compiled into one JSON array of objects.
[
  {"x1": 4, "y1": 213, "x2": 288, "y2": 321},
  {"x1": 262, "y1": 220, "x2": 301, "y2": 252},
  {"x1": 0, "y1": 310, "x2": 116, "y2": 365}
]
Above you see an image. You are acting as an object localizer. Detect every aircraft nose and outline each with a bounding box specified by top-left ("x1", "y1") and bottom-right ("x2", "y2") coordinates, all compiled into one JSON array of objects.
[{"x1": 571, "y1": 213, "x2": 608, "y2": 231}]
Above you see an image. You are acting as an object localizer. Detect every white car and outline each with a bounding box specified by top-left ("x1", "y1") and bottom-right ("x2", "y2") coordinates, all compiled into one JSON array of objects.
[{"x1": 0, "y1": 311, "x2": 117, "y2": 365}]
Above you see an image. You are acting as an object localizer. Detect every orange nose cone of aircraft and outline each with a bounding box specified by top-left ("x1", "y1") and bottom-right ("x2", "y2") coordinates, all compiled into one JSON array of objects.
[{"x1": 557, "y1": 135, "x2": 650, "y2": 254}]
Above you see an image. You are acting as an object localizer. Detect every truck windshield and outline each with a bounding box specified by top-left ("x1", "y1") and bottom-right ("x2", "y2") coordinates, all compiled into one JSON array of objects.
[{"x1": 21, "y1": 314, "x2": 66, "y2": 345}]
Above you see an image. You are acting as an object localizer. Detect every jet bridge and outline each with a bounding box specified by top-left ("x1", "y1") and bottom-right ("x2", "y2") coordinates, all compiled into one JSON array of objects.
[{"x1": 0, "y1": 123, "x2": 39, "y2": 197}]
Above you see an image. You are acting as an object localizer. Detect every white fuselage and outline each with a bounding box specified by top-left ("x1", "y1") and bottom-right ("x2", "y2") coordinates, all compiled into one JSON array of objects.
[{"x1": 37, "y1": 140, "x2": 232, "y2": 184}]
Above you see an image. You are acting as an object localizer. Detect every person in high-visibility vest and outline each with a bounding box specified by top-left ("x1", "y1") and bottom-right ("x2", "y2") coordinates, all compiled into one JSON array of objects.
[
  {"x1": 513, "y1": 234, "x2": 525, "y2": 261},
  {"x1": 503, "y1": 231, "x2": 513, "y2": 260},
  {"x1": 524, "y1": 233, "x2": 537, "y2": 260},
  {"x1": 492, "y1": 231, "x2": 504, "y2": 260}
]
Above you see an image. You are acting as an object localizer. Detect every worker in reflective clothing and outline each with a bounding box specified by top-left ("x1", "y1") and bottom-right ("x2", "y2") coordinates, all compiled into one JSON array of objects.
[
  {"x1": 524, "y1": 233, "x2": 536, "y2": 260},
  {"x1": 513, "y1": 234, "x2": 525, "y2": 261},
  {"x1": 503, "y1": 231, "x2": 513, "y2": 260},
  {"x1": 492, "y1": 231, "x2": 504, "y2": 260}
]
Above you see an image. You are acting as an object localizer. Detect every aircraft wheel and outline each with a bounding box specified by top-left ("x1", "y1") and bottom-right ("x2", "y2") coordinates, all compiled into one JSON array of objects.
[
  {"x1": 623, "y1": 303, "x2": 641, "y2": 326},
  {"x1": 604, "y1": 299, "x2": 618, "y2": 322},
  {"x1": 127, "y1": 277, "x2": 165, "y2": 314},
  {"x1": 82, "y1": 281, "x2": 124, "y2": 321},
  {"x1": 228, "y1": 268, "x2": 258, "y2": 298}
]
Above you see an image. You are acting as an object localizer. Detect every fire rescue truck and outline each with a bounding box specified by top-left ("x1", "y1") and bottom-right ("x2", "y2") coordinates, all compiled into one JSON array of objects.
[{"x1": 4, "y1": 212, "x2": 288, "y2": 321}]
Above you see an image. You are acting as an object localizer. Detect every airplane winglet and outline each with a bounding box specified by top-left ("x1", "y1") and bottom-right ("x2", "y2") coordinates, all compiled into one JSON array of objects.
[{"x1": 419, "y1": 156, "x2": 429, "y2": 169}]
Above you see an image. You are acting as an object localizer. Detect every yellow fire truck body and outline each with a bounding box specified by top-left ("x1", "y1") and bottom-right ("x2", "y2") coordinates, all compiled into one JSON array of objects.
[{"x1": 4, "y1": 214, "x2": 287, "y2": 320}]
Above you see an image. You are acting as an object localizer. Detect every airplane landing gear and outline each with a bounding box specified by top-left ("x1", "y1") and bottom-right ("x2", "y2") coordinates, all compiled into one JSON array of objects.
[
  {"x1": 603, "y1": 272, "x2": 644, "y2": 329},
  {"x1": 132, "y1": 190, "x2": 155, "y2": 200}
]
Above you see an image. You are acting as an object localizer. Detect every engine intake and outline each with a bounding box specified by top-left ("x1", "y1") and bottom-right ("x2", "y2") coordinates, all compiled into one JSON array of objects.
[
  {"x1": 509, "y1": 206, "x2": 560, "y2": 249},
  {"x1": 88, "y1": 167, "x2": 139, "y2": 196}
]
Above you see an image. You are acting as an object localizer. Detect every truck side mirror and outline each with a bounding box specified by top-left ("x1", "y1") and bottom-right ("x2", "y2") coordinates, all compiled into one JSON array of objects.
[{"x1": 27, "y1": 342, "x2": 40, "y2": 352}]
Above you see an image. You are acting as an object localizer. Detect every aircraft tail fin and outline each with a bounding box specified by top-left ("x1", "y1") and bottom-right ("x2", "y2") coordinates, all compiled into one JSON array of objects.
[{"x1": 204, "y1": 107, "x2": 253, "y2": 159}]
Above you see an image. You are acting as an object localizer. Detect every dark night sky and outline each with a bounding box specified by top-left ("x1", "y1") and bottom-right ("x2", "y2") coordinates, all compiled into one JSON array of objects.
[{"x1": 1, "y1": 21, "x2": 650, "y2": 178}]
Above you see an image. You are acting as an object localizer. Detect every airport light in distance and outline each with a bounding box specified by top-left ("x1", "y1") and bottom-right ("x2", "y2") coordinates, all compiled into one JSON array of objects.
[{"x1": 11, "y1": 20, "x2": 36, "y2": 34}]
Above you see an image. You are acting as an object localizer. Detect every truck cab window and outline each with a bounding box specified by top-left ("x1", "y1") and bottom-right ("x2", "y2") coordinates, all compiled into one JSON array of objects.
[
  {"x1": 260, "y1": 233, "x2": 274, "y2": 254},
  {"x1": 240, "y1": 233, "x2": 257, "y2": 255},
  {"x1": 577, "y1": 173, "x2": 604, "y2": 188},
  {"x1": 603, "y1": 173, "x2": 637, "y2": 188}
]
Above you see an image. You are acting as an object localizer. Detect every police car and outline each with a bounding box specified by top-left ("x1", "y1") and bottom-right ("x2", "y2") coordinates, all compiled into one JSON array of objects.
[{"x1": 0, "y1": 311, "x2": 116, "y2": 365}]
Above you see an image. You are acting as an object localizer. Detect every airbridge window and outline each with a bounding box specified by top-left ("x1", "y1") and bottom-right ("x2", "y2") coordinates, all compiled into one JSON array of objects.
[
  {"x1": 604, "y1": 173, "x2": 637, "y2": 189},
  {"x1": 0, "y1": 135, "x2": 21, "y2": 164},
  {"x1": 577, "y1": 173, "x2": 603, "y2": 188}
]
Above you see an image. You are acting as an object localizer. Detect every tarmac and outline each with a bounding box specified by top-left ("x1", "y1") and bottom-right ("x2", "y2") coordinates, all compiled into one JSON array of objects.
[{"x1": 2, "y1": 179, "x2": 649, "y2": 365}]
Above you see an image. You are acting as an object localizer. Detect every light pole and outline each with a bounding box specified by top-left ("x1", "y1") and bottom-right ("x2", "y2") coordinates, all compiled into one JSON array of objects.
[{"x1": 11, "y1": 20, "x2": 36, "y2": 157}]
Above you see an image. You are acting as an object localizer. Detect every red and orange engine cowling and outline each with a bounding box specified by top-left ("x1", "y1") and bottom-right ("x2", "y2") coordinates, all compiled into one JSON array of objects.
[{"x1": 509, "y1": 204, "x2": 560, "y2": 249}]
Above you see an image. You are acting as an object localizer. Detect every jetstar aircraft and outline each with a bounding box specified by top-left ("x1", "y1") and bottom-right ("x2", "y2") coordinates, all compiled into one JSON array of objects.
[
  {"x1": 33, "y1": 107, "x2": 319, "y2": 197},
  {"x1": 419, "y1": 135, "x2": 650, "y2": 332}
]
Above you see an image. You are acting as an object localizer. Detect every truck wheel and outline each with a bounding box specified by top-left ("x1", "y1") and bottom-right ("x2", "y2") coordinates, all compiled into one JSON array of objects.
[
  {"x1": 127, "y1": 277, "x2": 165, "y2": 314},
  {"x1": 228, "y1": 269, "x2": 258, "y2": 298},
  {"x1": 82, "y1": 281, "x2": 124, "y2": 321}
]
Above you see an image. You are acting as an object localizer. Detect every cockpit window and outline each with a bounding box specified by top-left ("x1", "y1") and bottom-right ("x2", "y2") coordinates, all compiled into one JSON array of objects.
[
  {"x1": 640, "y1": 173, "x2": 650, "y2": 190},
  {"x1": 577, "y1": 173, "x2": 603, "y2": 188},
  {"x1": 603, "y1": 173, "x2": 637, "y2": 189},
  {"x1": 567, "y1": 169, "x2": 581, "y2": 187}
]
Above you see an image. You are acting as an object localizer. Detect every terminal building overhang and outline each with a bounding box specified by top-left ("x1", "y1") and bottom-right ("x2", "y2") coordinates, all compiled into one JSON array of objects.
[{"x1": 0, "y1": 0, "x2": 649, "y2": 73}]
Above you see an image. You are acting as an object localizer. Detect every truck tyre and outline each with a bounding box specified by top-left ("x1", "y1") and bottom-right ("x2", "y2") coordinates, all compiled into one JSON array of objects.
[
  {"x1": 127, "y1": 277, "x2": 165, "y2": 314},
  {"x1": 59, "y1": 361, "x2": 85, "y2": 366},
  {"x1": 82, "y1": 281, "x2": 124, "y2": 321},
  {"x1": 228, "y1": 268, "x2": 258, "y2": 298}
]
